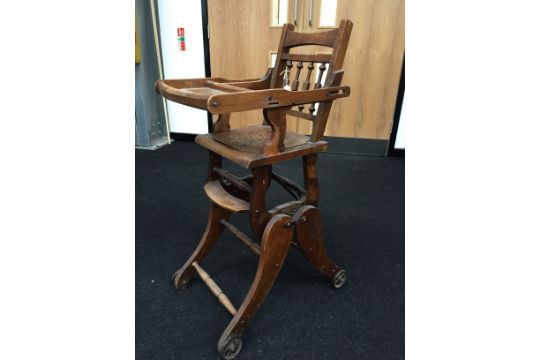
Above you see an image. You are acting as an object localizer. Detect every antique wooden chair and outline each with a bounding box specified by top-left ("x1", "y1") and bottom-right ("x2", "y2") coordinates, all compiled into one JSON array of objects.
[{"x1": 155, "y1": 19, "x2": 353, "y2": 359}]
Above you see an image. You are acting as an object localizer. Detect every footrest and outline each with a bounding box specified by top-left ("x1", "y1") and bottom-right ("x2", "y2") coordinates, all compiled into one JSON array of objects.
[{"x1": 204, "y1": 180, "x2": 250, "y2": 213}]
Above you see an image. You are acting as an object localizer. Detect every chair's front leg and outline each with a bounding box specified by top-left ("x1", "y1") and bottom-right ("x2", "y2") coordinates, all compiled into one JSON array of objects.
[
  {"x1": 172, "y1": 202, "x2": 232, "y2": 289},
  {"x1": 217, "y1": 214, "x2": 293, "y2": 359}
]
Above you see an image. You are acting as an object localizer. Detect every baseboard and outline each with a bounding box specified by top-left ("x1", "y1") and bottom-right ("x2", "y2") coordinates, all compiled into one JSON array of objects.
[
  {"x1": 170, "y1": 132, "x2": 198, "y2": 142},
  {"x1": 388, "y1": 148, "x2": 405, "y2": 157},
  {"x1": 323, "y1": 136, "x2": 389, "y2": 156},
  {"x1": 135, "y1": 138, "x2": 173, "y2": 150}
]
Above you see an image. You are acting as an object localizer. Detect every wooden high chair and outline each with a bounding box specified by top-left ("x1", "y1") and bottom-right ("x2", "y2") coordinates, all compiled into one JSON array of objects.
[{"x1": 156, "y1": 20, "x2": 353, "y2": 359}]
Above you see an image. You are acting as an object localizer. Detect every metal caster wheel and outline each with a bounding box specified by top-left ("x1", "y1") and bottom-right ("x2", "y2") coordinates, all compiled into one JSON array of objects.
[
  {"x1": 333, "y1": 270, "x2": 346, "y2": 288},
  {"x1": 218, "y1": 335, "x2": 243, "y2": 360}
]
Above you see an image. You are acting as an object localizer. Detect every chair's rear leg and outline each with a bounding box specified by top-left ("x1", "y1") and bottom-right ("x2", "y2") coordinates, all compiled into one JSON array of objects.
[
  {"x1": 217, "y1": 214, "x2": 293, "y2": 359},
  {"x1": 293, "y1": 205, "x2": 346, "y2": 288},
  {"x1": 172, "y1": 203, "x2": 232, "y2": 289}
]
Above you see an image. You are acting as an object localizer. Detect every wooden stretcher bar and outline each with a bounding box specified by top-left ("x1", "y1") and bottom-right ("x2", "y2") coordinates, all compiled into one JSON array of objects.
[{"x1": 192, "y1": 261, "x2": 238, "y2": 316}]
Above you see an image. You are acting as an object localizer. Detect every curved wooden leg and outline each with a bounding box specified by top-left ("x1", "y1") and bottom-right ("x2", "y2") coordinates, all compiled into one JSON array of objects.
[
  {"x1": 293, "y1": 205, "x2": 346, "y2": 288},
  {"x1": 172, "y1": 202, "x2": 232, "y2": 289},
  {"x1": 217, "y1": 214, "x2": 293, "y2": 359}
]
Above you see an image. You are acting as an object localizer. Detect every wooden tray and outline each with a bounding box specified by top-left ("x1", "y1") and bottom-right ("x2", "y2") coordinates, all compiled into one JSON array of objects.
[{"x1": 155, "y1": 78, "x2": 254, "y2": 110}]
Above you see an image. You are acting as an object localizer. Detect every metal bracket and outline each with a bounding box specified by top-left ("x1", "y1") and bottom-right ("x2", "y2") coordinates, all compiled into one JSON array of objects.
[{"x1": 284, "y1": 216, "x2": 307, "y2": 228}]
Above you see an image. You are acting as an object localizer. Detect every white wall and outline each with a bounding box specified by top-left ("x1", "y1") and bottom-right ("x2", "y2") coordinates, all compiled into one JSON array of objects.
[{"x1": 157, "y1": 0, "x2": 208, "y2": 134}]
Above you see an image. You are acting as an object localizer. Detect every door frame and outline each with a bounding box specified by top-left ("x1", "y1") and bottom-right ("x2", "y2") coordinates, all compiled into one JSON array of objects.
[{"x1": 387, "y1": 53, "x2": 405, "y2": 157}]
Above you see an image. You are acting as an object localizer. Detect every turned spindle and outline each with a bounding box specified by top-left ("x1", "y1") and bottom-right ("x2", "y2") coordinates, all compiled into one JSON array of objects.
[
  {"x1": 192, "y1": 261, "x2": 237, "y2": 316},
  {"x1": 309, "y1": 62, "x2": 327, "y2": 115},
  {"x1": 291, "y1": 61, "x2": 303, "y2": 91}
]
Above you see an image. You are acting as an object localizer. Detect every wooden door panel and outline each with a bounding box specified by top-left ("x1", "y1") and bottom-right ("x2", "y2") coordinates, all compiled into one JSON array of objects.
[
  {"x1": 208, "y1": 0, "x2": 300, "y2": 130},
  {"x1": 208, "y1": 0, "x2": 404, "y2": 139},
  {"x1": 328, "y1": 0, "x2": 404, "y2": 138}
]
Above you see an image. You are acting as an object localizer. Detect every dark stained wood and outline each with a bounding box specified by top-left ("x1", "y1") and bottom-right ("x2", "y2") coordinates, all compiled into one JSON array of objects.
[
  {"x1": 327, "y1": 19, "x2": 354, "y2": 74},
  {"x1": 212, "y1": 167, "x2": 253, "y2": 193},
  {"x1": 283, "y1": 28, "x2": 339, "y2": 48},
  {"x1": 268, "y1": 199, "x2": 305, "y2": 216},
  {"x1": 206, "y1": 81, "x2": 251, "y2": 92},
  {"x1": 218, "y1": 214, "x2": 293, "y2": 358},
  {"x1": 270, "y1": 172, "x2": 307, "y2": 200},
  {"x1": 302, "y1": 154, "x2": 320, "y2": 206},
  {"x1": 309, "y1": 62, "x2": 327, "y2": 115},
  {"x1": 155, "y1": 81, "x2": 225, "y2": 109},
  {"x1": 172, "y1": 203, "x2": 232, "y2": 289},
  {"x1": 291, "y1": 61, "x2": 303, "y2": 91},
  {"x1": 213, "y1": 113, "x2": 230, "y2": 133},
  {"x1": 281, "y1": 53, "x2": 332, "y2": 63},
  {"x1": 158, "y1": 19, "x2": 354, "y2": 360},
  {"x1": 293, "y1": 206, "x2": 344, "y2": 286},
  {"x1": 249, "y1": 166, "x2": 272, "y2": 238},
  {"x1": 220, "y1": 219, "x2": 260, "y2": 256},
  {"x1": 303, "y1": 62, "x2": 315, "y2": 90},
  {"x1": 207, "y1": 150, "x2": 222, "y2": 181},
  {"x1": 226, "y1": 68, "x2": 273, "y2": 90},
  {"x1": 213, "y1": 125, "x2": 310, "y2": 154},
  {"x1": 204, "y1": 180, "x2": 250, "y2": 213},
  {"x1": 270, "y1": 23, "x2": 295, "y2": 88},
  {"x1": 311, "y1": 70, "x2": 345, "y2": 141},
  {"x1": 195, "y1": 132, "x2": 328, "y2": 169},
  {"x1": 156, "y1": 77, "x2": 226, "y2": 90},
  {"x1": 206, "y1": 85, "x2": 349, "y2": 114},
  {"x1": 262, "y1": 107, "x2": 288, "y2": 155},
  {"x1": 298, "y1": 61, "x2": 315, "y2": 112}
]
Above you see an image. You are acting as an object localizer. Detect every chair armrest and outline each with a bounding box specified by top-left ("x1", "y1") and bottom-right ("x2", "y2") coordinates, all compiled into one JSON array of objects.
[
  {"x1": 154, "y1": 71, "x2": 271, "y2": 92},
  {"x1": 206, "y1": 85, "x2": 350, "y2": 115},
  {"x1": 224, "y1": 68, "x2": 273, "y2": 90},
  {"x1": 154, "y1": 69, "x2": 275, "y2": 110}
]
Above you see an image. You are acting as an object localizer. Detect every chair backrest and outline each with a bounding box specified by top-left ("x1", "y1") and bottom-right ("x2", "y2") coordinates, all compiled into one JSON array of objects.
[{"x1": 270, "y1": 19, "x2": 353, "y2": 141}]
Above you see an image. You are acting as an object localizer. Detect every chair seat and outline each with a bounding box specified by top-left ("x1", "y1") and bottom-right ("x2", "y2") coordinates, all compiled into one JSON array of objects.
[{"x1": 195, "y1": 125, "x2": 328, "y2": 169}]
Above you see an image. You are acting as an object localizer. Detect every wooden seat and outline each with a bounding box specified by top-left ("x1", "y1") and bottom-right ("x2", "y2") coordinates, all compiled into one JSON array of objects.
[
  {"x1": 196, "y1": 125, "x2": 328, "y2": 168},
  {"x1": 155, "y1": 20, "x2": 353, "y2": 360}
]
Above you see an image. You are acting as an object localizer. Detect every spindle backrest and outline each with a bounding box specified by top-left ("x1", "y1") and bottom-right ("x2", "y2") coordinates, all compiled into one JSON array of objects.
[{"x1": 269, "y1": 20, "x2": 353, "y2": 141}]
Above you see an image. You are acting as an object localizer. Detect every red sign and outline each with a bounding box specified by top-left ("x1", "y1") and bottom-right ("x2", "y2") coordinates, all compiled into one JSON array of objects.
[{"x1": 177, "y1": 27, "x2": 185, "y2": 51}]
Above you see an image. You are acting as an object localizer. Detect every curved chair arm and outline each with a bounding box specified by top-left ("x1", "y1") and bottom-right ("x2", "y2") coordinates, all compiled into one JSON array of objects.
[{"x1": 206, "y1": 85, "x2": 350, "y2": 115}]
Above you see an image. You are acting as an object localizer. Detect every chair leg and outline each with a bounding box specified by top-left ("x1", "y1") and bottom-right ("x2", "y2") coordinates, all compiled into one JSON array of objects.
[
  {"x1": 217, "y1": 214, "x2": 293, "y2": 359},
  {"x1": 293, "y1": 205, "x2": 346, "y2": 288},
  {"x1": 172, "y1": 202, "x2": 232, "y2": 289}
]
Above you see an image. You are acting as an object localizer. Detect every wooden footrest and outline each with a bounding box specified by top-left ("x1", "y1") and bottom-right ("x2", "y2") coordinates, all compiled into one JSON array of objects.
[{"x1": 204, "y1": 180, "x2": 250, "y2": 213}]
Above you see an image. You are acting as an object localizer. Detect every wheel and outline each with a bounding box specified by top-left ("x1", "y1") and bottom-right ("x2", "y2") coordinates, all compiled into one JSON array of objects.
[
  {"x1": 332, "y1": 270, "x2": 346, "y2": 288},
  {"x1": 218, "y1": 335, "x2": 243, "y2": 360},
  {"x1": 171, "y1": 271, "x2": 192, "y2": 289}
]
